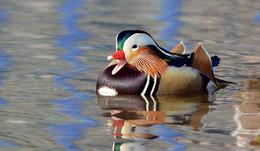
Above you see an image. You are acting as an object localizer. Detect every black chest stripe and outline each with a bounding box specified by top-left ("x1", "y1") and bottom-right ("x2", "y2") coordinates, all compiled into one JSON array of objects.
[{"x1": 150, "y1": 75, "x2": 157, "y2": 95}]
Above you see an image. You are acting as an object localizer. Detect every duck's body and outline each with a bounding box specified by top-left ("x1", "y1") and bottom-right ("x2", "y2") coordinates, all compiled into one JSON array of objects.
[
  {"x1": 157, "y1": 66, "x2": 206, "y2": 95},
  {"x1": 97, "y1": 65, "x2": 207, "y2": 96},
  {"x1": 97, "y1": 30, "x2": 222, "y2": 96}
]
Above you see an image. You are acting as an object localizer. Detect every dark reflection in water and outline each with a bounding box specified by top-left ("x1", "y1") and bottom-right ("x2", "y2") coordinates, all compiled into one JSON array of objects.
[
  {"x1": 48, "y1": 0, "x2": 97, "y2": 150},
  {"x1": 98, "y1": 92, "x2": 213, "y2": 150}
]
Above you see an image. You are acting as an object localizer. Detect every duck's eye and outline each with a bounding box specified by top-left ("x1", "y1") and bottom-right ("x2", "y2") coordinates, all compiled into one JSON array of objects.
[{"x1": 132, "y1": 45, "x2": 138, "y2": 49}]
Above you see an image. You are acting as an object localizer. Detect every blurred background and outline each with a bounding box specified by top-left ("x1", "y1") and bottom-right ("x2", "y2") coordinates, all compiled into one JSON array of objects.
[{"x1": 0, "y1": 0, "x2": 259, "y2": 150}]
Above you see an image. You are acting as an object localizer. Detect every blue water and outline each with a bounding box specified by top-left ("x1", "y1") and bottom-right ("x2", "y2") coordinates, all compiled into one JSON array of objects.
[
  {"x1": 254, "y1": 10, "x2": 260, "y2": 23},
  {"x1": 48, "y1": 0, "x2": 98, "y2": 150},
  {"x1": 0, "y1": 10, "x2": 17, "y2": 149},
  {"x1": 0, "y1": 0, "x2": 259, "y2": 151},
  {"x1": 156, "y1": 0, "x2": 184, "y2": 49},
  {"x1": 155, "y1": 125, "x2": 185, "y2": 151},
  {"x1": 0, "y1": 11, "x2": 12, "y2": 107}
]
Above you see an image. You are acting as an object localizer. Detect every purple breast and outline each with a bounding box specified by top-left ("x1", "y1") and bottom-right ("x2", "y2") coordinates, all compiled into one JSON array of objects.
[{"x1": 96, "y1": 64, "x2": 147, "y2": 95}]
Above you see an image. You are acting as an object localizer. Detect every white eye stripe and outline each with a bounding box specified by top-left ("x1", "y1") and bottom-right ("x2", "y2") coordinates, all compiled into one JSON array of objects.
[
  {"x1": 123, "y1": 33, "x2": 155, "y2": 56},
  {"x1": 123, "y1": 33, "x2": 155, "y2": 51},
  {"x1": 123, "y1": 33, "x2": 172, "y2": 57}
]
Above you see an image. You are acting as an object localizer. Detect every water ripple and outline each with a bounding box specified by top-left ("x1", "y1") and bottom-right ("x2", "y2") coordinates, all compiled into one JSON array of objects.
[
  {"x1": 254, "y1": 10, "x2": 260, "y2": 23},
  {"x1": 48, "y1": 0, "x2": 98, "y2": 150},
  {"x1": 154, "y1": 125, "x2": 185, "y2": 151},
  {"x1": 156, "y1": 0, "x2": 184, "y2": 49},
  {"x1": 0, "y1": 11, "x2": 12, "y2": 106},
  {"x1": 0, "y1": 11, "x2": 17, "y2": 148}
]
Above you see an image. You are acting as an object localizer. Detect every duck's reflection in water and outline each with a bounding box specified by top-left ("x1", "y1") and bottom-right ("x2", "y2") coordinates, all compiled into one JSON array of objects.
[{"x1": 98, "y1": 92, "x2": 215, "y2": 150}]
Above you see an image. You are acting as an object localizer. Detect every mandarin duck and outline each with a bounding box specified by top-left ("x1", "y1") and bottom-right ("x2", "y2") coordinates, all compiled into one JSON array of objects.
[{"x1": 97, "y1": 30, "x2": 228, "y2": 96}]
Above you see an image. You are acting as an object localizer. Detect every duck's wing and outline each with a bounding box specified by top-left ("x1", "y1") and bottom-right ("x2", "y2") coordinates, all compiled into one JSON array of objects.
[
  {"x1": 166, "y1": 41, "x2": 193, "y2": 67},
  {"x1": 164, "y1": 53, "x2": 193, "y2": 67},
  {"x1": 170, "y1": 41, "x2": 186, "y2": 54},
  {"x1": 188, "y1": 43, "x2": 218, "y2": 86}
]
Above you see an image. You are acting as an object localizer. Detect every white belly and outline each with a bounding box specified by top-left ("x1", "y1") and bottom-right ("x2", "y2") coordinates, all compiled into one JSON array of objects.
[{"x1": 157, "y1": 66, "x2": 204, "y2": 95}]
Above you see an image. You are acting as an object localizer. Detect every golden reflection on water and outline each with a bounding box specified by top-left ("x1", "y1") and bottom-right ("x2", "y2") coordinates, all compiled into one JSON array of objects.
[
  {"x1": 232, "y1": 78, "x2": 260, "y2": 147},
  {"x1": 98, "y1": 92, "x2": 213, "y2": 140}
]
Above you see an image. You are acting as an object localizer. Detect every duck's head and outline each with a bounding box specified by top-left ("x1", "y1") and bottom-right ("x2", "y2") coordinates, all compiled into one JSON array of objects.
[{"x1": 107, "y1": 30, "x2": 168, "y2": 79}]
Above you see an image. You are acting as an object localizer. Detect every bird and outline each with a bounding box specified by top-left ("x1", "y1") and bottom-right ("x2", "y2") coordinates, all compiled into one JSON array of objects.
[{"x1": 96, "y1": 30, "x2": 229, "y2": 96}]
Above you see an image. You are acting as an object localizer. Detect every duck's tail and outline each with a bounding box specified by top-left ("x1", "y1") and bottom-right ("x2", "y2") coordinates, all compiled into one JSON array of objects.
[
  {"x1": 215, "y1": 78, "x2": 236, "y2": 88},
  {"x1": 211, "y1": 55, "x2": 220, "y2": 67},
  {"x1": 171, "y1": 42, "x2": 235, "y2": 88},
  {"x1": 209, "y1": 52, "x2": 236, "y2": 88}
]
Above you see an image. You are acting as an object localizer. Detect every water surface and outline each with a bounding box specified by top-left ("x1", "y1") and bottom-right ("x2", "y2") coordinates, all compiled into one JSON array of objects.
[{"x1": 0, "y1": 0, "x2": 259, "y2": 150}]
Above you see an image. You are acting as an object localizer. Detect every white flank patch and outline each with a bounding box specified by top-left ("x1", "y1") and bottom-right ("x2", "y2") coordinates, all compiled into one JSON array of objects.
[{"x1": 98, "y1": 86, "x2": 118, "y2": 96}]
